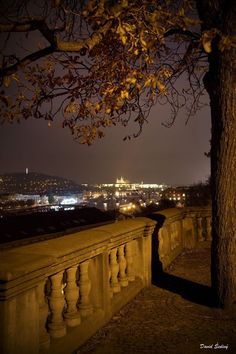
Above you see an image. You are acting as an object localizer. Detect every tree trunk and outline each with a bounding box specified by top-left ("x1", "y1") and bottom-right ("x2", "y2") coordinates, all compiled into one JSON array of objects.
[
  {"x1": 197, "y1": 0, "x2": 236, "y2": 308},
  {"x1": 210, "y1": 46, "x2": 236, "y2": 309}
]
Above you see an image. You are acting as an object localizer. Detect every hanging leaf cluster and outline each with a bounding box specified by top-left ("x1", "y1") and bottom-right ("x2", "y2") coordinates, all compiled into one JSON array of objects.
[{"x1": 0, "y1": 0, "x2": 227, "y2": 144}]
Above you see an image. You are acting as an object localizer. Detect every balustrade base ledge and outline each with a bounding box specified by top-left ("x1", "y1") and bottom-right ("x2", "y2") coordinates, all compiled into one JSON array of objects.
[
  {"x1": 48, "y1": 309, "x2": 105, "y2": 354},
  {"x1": 111, "y1": 278, "x2": 143, "y2": 315}
]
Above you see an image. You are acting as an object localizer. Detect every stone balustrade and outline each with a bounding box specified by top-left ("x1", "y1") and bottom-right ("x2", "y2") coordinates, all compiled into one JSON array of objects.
[
  {"x1": 153, "y1": 206, "x2": 212, "y2": 269},
  {"x1": 0, "y1": 217, "x2": 156, "y2": 354},
  {"x1": 0, "y1": 207, "x2": 211, "y2": 354}
]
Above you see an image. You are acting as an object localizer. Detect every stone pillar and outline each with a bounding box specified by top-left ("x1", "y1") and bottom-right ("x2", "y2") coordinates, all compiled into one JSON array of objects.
[
  {"x1": 182, "y1": 217, "x2": 196, "y2": 249},
  {"x1": 48, "y1": 271, "x2": 66, "y2": 338},
  {"x1": 206, "y1": 217, "x2": 212, "y2": 241},
  {"x1": 142, "y1": 222, "x2": 156, "y2": 286},
  {"x1": 125, "y1": 241, "x2": 135, "y2": 282},
  {"x1": 0, "y1": 287, "x2": 39, "y2": 354},
  {"x1": 109, "y1": 248, "x2": 121, "y2": 294},
  {"x1": 64, "y1": 265, "x2": 81, "y2": 327},
  {"x1": 79, "y1": 260, "x2": 93, "y2": 317},
  {"x1": 118, "y1": 244, "x2": 128, "y2": 287},
  {"x1": 197, "y1": 217, "x2": 204, "y2": 242},
  {"x1": 37, "y1": 279, "x2": 50, "y2": 352},
  {"x1": 108, "y1": 264, "x2": 113, "y2": 299}
]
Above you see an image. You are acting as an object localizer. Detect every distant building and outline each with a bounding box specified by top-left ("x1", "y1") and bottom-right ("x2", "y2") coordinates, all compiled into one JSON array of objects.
[
  {"x1": 100, "y1": 177, "x2": 167, "y2": 191},
  {"x1": 116, "y1": 176, "x2": 128, "y2": 184},
  {"x1": 160, "y1": 186, "x2": 188, "y2": 206}
]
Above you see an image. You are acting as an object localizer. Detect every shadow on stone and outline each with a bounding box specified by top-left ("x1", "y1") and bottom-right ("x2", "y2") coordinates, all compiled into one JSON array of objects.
[
  {"x1": 147, "y1": 213, "x2": 166, "y2": 283},
  {"x1": 148, "y1": 213, "x2": 215, "y2": 308},
  {"x1": 154, "y1": 273, "x2": 215, "y2": 307}
]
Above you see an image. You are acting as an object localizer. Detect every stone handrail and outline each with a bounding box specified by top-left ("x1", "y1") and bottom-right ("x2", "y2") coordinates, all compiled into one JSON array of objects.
[{"x1": 0, "y1": 217, "x2": 156, "y2": 354}]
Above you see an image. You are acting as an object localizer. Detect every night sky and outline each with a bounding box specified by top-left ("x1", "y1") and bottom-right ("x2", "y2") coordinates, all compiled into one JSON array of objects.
[
  {"x1": 0, "y1": 2, "x2": 212, "y2": 187},
  {"x1": 0, "y1": 95, "x2": 211, "y2": 186}
]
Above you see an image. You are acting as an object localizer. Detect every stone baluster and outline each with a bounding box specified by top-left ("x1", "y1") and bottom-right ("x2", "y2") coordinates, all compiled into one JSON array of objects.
[
  {"x1": 48, "y1": 271, "x2": 66, "y2": 338},
  {"x1": 125, "y1": 241, "x2": 135, "y2": 282},
  {"x1": 108, "y1": 265, "x2": 113, "y2": 299},
  {"x1": 118, "y1": 244, "x2": 128, "y2": 287},
  {"x1": 37, "y1": 279, "x2": 50, "y2": 352},
  {"x1": 64, "y1": 265, "x2": 81, "y2": 327},
  {"x1": 79, "y1": 260, "x2": 93, "y2": 317},
  {"x1": 206, "y1": 217, "x2": 212, "y2": 241},
  {"x1": 197, "y1": 218, "x2": 204, "y2": 241},
  {"x1": 109, "y1": 248, "x2": 121, "y2": 293}
]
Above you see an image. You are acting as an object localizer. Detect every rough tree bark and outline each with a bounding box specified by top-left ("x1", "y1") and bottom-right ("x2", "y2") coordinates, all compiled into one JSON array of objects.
[{"x1": 197, "y1": 0, "x2": 236, "y2": 308}]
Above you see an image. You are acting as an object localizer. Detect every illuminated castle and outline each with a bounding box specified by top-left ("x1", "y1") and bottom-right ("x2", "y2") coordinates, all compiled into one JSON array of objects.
[
  {"x1": 100, "y1": 177, "x2": 167, "y2": 190},
  {"x1": 116, "y1": 177, "x2": 130, "y2": 185}
]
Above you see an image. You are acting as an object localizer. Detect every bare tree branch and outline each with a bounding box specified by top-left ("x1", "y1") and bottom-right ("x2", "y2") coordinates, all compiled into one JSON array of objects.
[
  {"x1": 0, "y1": 20, "x2": 44, "y2": 32},
  {"x1": 0, "y1": 46, "x2": 55, "y2": 79},
  {"x1": 56, "y1": 20, "x2": 113, "y2": 52}
]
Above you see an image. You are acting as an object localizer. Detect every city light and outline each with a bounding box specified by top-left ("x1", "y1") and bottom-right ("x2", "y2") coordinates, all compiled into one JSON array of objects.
[
  {"x1": 61, "y1": 197, "x2": 77, "y2": 205},
  {"x1": 0, "y1": 174, "x2": 190, "y2": 215}
]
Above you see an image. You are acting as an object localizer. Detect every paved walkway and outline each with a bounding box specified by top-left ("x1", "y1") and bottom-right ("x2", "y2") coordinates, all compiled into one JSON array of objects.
[{"x1": 75, "y1": 248, "x2": 236, "y2": 354}]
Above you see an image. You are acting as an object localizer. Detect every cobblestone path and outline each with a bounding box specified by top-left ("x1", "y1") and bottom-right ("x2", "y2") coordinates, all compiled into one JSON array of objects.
[{"x1": 75, "y1": 248, "x2": 236, "y2": 354}]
